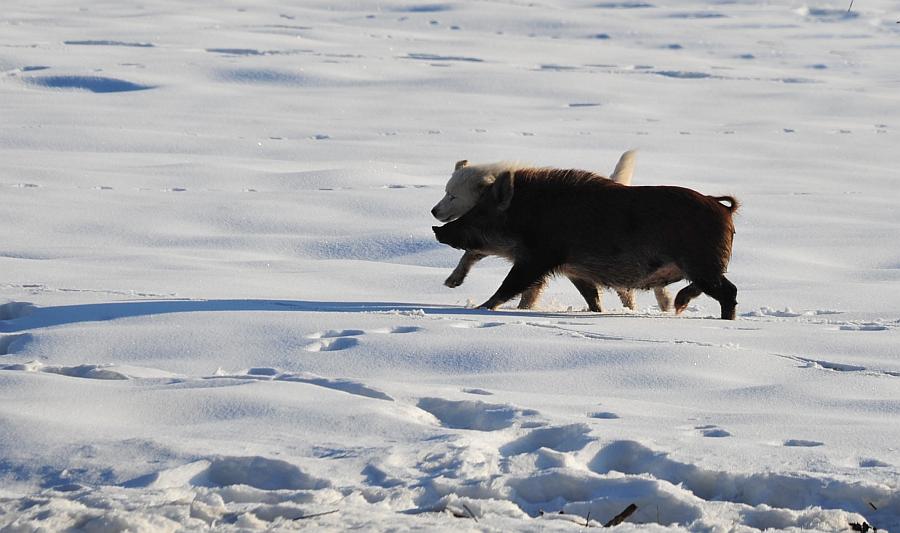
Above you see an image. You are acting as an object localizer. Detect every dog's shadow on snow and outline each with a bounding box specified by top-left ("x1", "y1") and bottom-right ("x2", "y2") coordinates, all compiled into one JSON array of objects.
[{"x1": 0, "y1": 299, "x2": 626, "y2": 332}]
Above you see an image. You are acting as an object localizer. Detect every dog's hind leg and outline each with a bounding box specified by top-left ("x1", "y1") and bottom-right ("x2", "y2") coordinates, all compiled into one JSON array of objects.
[
  {"x1": 674, "y1": 283, "x2": 702, "y2": 315},
  {"x1": 653, "y1": 286, "x2": 672, "y2": 312},
  {"x1": 518, "y1": 279, "x2": 547, "y2": 309},
  {"x1": 614, "y1": 288, "x2": 636, "y2": 311},
  {"x1": 445, "y1": 250, "x2": 486, "y2": 288}
]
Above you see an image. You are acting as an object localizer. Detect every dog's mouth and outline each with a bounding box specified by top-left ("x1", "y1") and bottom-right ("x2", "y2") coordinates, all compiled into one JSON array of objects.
[{"x1": 434, "y1": 213, "x2": 458, "y2": 223}]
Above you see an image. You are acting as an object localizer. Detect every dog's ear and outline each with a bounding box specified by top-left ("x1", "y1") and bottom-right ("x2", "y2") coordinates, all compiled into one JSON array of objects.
[
  {"x1": 491, "y1": 170, "x2": 515, "y2": 211},
  {"x1": 454, "y1": 159, "x2": 469, "y2": 170}
]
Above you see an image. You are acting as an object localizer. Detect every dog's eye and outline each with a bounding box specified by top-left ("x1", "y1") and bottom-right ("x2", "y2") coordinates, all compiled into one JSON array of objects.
[{"x1": 448, "y1": 195, "x2": 456, "y2": 201}]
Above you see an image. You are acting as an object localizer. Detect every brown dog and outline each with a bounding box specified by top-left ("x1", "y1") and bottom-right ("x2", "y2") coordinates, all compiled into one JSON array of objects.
[
  {"x1": 435, "y1": 152, "x2": 672, "y2": 312},
  {"x1": 433, "y1": 168, "x2": 739, "y2": 319}
]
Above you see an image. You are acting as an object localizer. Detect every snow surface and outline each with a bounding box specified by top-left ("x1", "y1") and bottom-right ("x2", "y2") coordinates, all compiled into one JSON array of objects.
[{"x1": 1, "y1": 0, "x2": 899, "y2": 530}]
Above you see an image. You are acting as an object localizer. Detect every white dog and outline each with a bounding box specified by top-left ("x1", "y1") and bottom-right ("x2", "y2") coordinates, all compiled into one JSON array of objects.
[{"x1": 432, "y1": 151, "x2": 673, "y2": 312}]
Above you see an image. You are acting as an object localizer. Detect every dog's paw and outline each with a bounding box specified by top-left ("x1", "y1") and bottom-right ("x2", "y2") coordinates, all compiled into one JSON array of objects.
[{"x1": 444, "y1": 276, "x2": 464, "y2": 288}]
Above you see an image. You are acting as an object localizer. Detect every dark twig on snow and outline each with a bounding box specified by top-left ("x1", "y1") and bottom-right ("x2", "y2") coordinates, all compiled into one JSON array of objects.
[
  {"x1": 293, "y1": 509, "x2": 339, "y2": 521},
  {"x1": 585, "y1": 510, "x2": 591, "y2": 527},
  {"x1": 846, "y1": 0, "x2": 855, "y2": 14},
  {"x1": 868, "y1": 501, "x2": 878, "y2": 511},
  {"x1": 604, "y1": 503, "x2": 638, "y2": 527},
  {"x1": 462, "y1": 503, "x2": 478, "y2": 523},
  {"x1": 850, "y1": 521, "x2": 879, "y2": 532}
]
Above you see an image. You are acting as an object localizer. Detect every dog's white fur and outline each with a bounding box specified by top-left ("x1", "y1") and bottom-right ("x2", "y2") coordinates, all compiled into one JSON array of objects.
[
  {"x1": 431, "y1": 161, "x2": 521, "y2": 222},
  {"x1": 431, "y1": 151, "x2": 636, "y2": 222}
]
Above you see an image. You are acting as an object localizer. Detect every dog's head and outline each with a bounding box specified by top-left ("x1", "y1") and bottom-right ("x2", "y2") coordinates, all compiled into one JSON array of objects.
[
  {"x1": 433, "y1": 169, "x2": 516, "y2": 251},
  {"x1": 430, "y1": 159, "x2": 518, "y2": 222}
]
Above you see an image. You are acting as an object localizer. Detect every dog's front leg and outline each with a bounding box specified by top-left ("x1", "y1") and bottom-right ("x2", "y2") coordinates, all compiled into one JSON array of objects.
[
  {"x1": 445, "y1": 250, "x2": 486, "y2": 288},
  {"x1": 571, "y1": 278, "x2": 603, "y2": 312},
  {"x1": 479, "y1": 260, "x2": 555, "y2": 310}
]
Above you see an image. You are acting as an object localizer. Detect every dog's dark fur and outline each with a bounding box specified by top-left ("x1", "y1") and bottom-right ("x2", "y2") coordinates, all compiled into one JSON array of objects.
[{"x1": 433, "y1": 167, "x2": 739, "y2": 319}]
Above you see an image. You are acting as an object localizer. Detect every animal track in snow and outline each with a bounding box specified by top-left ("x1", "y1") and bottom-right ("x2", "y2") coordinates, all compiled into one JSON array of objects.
[
  {"x1": 0, "y1": 302, "x2": 35, "y2": 321},
  {"x1": 859, "y1": 458, "x2": 890, "y2": 468},
  {"x1": 405, "y1": 52, "x2": 483, "y2": 63},
  {"x1": 0, "y1": 333, "x2": 31, "y2": 355},
  {"x1": 369, "y1": 325, "x2": 421, "y2": 334},
  {"x1": 305, "y1": 337, "x2": 359, "y2": 351},
  {"x1": 667, "y1": 11, "x2": 726, "y2": 18},
  {"x1": 64, "y1": 40, "x2": 154, "y2": 47},
  {"x1": 362, "y1": 463, "x2": 404, "y2": 488},
  {"x1": 593, "y1": 1, "x2": 655, "y2": 7},
  {"x1": 26, "y1": 75, "x2": 155, "y2": 93},
  {"x1": 500, "y1": 424, "x2": 594, "y2": 456},
  {"x1": 695, "y1": 425, "x2": 732, "y2": 438},
  {"x1": 783, "y1": 439, "x2": 824, "y2": 447},
  {"x1": 588, "y1": 411, "x2": 620, "y2": 419},
  {"x1": 784, "y1": 354, "x2": 900, "y2": 378},
  {"x1": 306, "y1": 329, "x2": 365, "y2": 339},
  {"x1": 304, "y1": 325, "x2": 420, "y2": 350},
  {"x1": 417, "y1": 397, "x2": 535, "y2": 431},
  {"x1": 449, "y1": 321, "x2": 503, "y2": 329},
  {"x1": 584, "y1": 439, "x2": 897, "y2": 524},
  {"x1": 0, "y1": 360, "x2": 129, "y2": 380},
  {"x1": 125, "y1": 455, "x2": 331, "y2": 491},
  {"x1": 210, "y1": 367, "x2": 393, "y2": 401},
  {"x1": 838, "y1": 323, "x2": 887, "y2": 331}
]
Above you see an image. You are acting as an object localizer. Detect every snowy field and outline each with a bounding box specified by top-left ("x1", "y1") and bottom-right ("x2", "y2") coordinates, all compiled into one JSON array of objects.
[{"x1": 1, "y1": 0, "x2": 899, "y2": 530}]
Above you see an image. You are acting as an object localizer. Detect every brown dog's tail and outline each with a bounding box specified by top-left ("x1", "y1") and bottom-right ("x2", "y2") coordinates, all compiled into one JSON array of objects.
[{"x1": 714, "y1": 195, "x2": 740, "y2": 213}]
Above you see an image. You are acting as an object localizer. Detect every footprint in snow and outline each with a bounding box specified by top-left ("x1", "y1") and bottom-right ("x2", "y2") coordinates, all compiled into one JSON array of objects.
[
  {"x1": 305, "y1": 337, "x2": 359, "y2": 351},
  {"x1": 500, "y1": 423, "x2": 594, "y2": 456},
  {"x1": 305, "y1": 329, "x2": 365, "y2": 351},
  {"x1": 65, "y1": 40, "x2": 154, "y2": 48},
  {"x1": 361, "y1": 463, "x2": 404, "y2": 488},
  {"x1": 210, "y1": 368, "x2": 393, "y2": 401},
  {"x1": 838, "y1": 323, "x2": 887, "y2": 331},
  {"x1": 695, "y1": 425, "x2": 731, "y2": 438},
  {"x1": 1, "y1": 360, "x2": 129, "y2": 380},
  {"x1": 388, "y1": 325, "x2": 420, "y2": 333},
  {"x1": 588, "y1": 411, "x2": 620, "y2": 419},
  {"x1": 417, "y1": 397, "x2": 533, "y2": 431},
  {"x1": 783, "y1": 439, "x2": 823, "y2": 447},
  {"x1": 449, "y1": 321, "x2": 503, "y2": 329},
  {"x1": 307, "y1": 329, "x2": 366, "y2": 339},
  {"x1": 25, "y1": 75, "x2": 155, "y2": 93},
  {"x1": 0, "y1": 333, "x2": 31, "y2": 355},
  {"x1": 125, "y1": 456, "x2": 330, "y2": 492},
  {"x1": 305, "y1": 325, "x2": 421, "y2": 351}
]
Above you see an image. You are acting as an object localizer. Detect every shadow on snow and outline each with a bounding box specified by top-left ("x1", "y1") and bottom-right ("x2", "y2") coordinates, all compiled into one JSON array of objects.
[{"x1": 0, "y1": 299, "x2": 615, "y2": 332}]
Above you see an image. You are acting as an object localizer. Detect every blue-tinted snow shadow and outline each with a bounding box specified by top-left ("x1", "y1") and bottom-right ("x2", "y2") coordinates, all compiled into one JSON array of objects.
[
  {"x1": 0, "y1": 299, "x2": 604, "y2": 332},
  {"x1": 27, "y1": 75, "x2": 155, "y2": 93}
]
